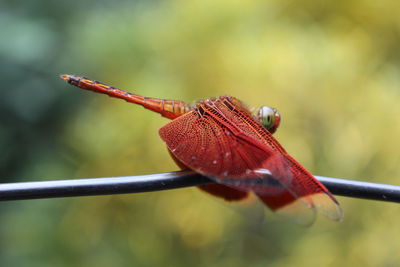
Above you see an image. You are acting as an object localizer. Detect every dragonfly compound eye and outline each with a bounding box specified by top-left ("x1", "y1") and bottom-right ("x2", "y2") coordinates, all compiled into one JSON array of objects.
[{"x1": 256, "y1": 106, "x2": 281, "y2": 134}]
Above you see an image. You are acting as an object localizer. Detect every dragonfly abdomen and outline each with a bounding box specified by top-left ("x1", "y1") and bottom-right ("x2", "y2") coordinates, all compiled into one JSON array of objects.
[{"x1": 61, "y1": 74, "x2": 191, "y2": 119}]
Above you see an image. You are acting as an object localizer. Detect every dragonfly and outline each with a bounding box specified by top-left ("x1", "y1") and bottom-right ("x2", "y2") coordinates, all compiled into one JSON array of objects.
[{"x1": 60, "y1": 74, "x2": 343, "y2": 225}]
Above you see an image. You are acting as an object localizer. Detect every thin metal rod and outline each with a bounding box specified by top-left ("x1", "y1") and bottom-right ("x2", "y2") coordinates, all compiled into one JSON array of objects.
[
  {"x1": 0, "y1": 170, "x2": 399, "y2": 203},
  {"x1": 315, "y1": 175, "x2": 400, "y2": 203}
]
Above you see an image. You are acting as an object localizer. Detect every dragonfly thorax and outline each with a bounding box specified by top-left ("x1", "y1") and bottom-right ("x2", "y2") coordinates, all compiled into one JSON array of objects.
[{"x1": 256, "y1": 106, "x2": 281, "y2": 134}]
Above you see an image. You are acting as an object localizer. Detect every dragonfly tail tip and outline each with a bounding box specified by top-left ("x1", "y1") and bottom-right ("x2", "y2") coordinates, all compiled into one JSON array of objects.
[{"x1": 59, "y1": 74, "x2": 71, "y2": 81}]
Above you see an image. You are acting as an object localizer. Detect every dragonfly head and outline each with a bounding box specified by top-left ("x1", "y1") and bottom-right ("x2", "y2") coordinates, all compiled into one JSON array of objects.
[{"x1": 256, "y1": 106, "x2": 281, "y2": 134}]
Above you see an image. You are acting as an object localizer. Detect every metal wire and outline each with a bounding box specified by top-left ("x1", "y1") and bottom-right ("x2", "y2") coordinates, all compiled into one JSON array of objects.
[{"x1": 0, "y1": 170, "x2": 400, "y2": 203}]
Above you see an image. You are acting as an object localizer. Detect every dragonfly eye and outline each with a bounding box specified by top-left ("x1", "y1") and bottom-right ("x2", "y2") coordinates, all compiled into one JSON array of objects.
[{"x1": 256, "y1": 106, "x2": 281, "y2": 134}]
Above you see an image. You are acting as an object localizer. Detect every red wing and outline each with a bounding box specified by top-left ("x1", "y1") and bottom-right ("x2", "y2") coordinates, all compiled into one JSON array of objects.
[
  {"x1": 159, "y1": 98, "x2": 343, "y2": 224},
  {"x1": 167, "y1": 150, "x2": 250, "y2": 201}
]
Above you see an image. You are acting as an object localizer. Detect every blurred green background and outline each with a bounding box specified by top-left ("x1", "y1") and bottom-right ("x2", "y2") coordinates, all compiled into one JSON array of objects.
[{"x1": 1, "y1": 0, "x2": 400, "y2": 266}]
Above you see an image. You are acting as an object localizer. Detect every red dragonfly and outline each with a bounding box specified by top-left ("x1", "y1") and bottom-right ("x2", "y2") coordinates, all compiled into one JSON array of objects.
[{"x1": 61, "y1": 74, "x2": 343, "y2": 225}]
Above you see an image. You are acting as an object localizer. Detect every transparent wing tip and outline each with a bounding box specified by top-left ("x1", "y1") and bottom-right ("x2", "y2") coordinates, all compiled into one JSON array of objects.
[
  {"x1": 274, "y1": 197, "x2": 317, "y2": 227},
  {"x1": 311, "y1": 193, "x2": 344, "y2": 222},
  {"x1": 260, "y1": 193, "x2": 343, "y2": 226}
]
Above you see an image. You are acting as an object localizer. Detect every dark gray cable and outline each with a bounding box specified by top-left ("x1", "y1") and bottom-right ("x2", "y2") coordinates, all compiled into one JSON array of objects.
[{"x1": 0, "y1": 170, "x2": 399, "y2": 203}]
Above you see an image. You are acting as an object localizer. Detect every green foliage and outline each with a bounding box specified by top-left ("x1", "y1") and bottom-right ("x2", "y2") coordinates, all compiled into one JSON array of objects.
[{"x1": 1, "y1": 0, "x2": 400, "y2": 266}]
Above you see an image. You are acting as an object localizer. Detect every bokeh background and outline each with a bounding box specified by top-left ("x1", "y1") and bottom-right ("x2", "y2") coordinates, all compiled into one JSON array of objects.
[{"x1": 1, "y1": 0, "x2": 400, "y2": 266}]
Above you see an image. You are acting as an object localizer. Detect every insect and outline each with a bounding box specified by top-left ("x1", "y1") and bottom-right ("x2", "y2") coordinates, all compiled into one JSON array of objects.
[{"x1": 61, "y1": 74, "x2": 343, "y2": 225}]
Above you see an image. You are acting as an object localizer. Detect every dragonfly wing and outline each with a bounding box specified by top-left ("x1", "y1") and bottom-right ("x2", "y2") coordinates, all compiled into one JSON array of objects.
[
  {"x1": 283, "y1": 154, "x2": 343, "y2": 221},
  {"x1": 198, "y1": 184, "x2": 249, "y2": 201},
  {"x1": 219, "y1": 136, "x2": 319, "y2": 225},
  {"x1": 159, "y1": 110, "x2": 321, "y2": 224},
  {"x1": 214, "y1": 96, "x2": 343, "y2": 222},
  {"x1": 160, "y1": 96, "x2": 343, "y2": 223},
  {"x1": 167, "y1": 150, "x2": 250, "y2": 201}
]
